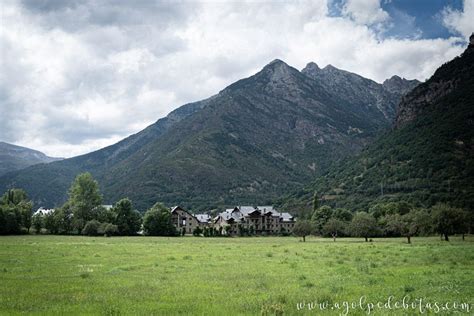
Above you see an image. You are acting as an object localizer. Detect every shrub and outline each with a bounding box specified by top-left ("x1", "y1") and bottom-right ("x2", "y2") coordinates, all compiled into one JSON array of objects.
[{"x1": 82, "y1": 220, "x2": 101, "y2": 236}]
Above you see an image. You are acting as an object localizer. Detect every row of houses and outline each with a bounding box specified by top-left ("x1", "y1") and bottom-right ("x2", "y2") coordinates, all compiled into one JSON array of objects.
[{"x1": 171, "y1": 205, "x2": 296, "y2": 236}]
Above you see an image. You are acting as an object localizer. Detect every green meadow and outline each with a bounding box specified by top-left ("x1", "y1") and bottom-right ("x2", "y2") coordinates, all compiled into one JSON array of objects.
[{"x1": 0, "y1": 236, "x2": 472, "y2": 315}]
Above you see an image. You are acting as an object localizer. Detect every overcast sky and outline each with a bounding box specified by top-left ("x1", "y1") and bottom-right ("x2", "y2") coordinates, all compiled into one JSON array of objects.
[{"x1": 1, "y1": 0, "x2": 473, "y2": 158}]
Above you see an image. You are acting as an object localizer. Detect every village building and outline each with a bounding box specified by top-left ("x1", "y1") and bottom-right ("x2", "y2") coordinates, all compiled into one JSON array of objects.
[
  {"x1": 170, "y1": 205, "x2": 295, "y2": 236},
  {"x1": 170, "y1": 206, "x2": 201, "y2": 235},
  {"x1": 213, "y1": 205, "x2": 295, "y2": 236},
  {"x1": 195, "y1": 214, "x2": 212, "y2": 227}
]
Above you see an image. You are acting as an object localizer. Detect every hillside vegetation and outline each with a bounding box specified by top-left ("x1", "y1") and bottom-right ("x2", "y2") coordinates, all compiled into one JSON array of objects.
[{"x1": 282, "y1": 39, "x2": 474, "y2": 214}]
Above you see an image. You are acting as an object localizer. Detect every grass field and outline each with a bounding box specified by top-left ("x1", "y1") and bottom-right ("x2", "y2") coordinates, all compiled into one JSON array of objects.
[{"x1": 0, "y1": 235, "x2": 473, "y2": 315}]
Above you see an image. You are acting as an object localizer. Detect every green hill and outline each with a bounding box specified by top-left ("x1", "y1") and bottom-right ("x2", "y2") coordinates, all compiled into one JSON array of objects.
[{"x1": 281, "y1": 38, "x2": 474, "y2": 214}]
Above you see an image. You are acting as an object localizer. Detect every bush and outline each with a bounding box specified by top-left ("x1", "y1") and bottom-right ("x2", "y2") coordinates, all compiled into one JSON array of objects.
[
  {"x1": 192, "y1": 226, "x2": 203, "y2": 236},
  {"x1": 99, "y1": 222, "x2": 119, "y2": 237},
  {"x1": 82, "y1": 220, "x2": 101, "y2": 236}
]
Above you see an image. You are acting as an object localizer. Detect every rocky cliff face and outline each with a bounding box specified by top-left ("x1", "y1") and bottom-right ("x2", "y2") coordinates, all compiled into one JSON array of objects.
[
  {"x1": 382, "y1": 75, "x2": 420, "y2": 95},
  {"x1": 302, "y1": 63, "x2": 419, "y2": 122},
  {"x1": 395, "y1": 34, "x2": 474, "y2": 128}
]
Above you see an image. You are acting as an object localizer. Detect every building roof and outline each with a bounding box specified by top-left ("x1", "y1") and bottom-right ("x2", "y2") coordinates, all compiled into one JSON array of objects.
[
  {"x1": 215, "y1": 205, "x2": 294, "y2": 223},
  {"x1": 280, "y1": 212, "x2": 294, "y2": 222},
  {"x1": 195, "y1": 214, "x2": 211, "y2": 223},
  {"x1": 34, "y1": 207, "x2": 55, "y2": 216}
]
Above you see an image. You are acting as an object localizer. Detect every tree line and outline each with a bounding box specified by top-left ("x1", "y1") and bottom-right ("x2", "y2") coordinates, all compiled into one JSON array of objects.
[
  {"x1": 1, "y1": 175, "x2": 472, "y2": 240},
  {"x1": 292, "y1": 194, "x2": 473, "y2": 242},
  {"x1": 1, "y1": 173, "x2": 178, "y2": 236}
]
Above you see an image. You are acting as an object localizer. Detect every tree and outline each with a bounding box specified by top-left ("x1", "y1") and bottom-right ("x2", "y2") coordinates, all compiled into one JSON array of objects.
[
  {"x1": 369, "y1": 202, "x2": 413, "y2": 220},
  {"x1": 193, "y1": 226, "x2": 203, "y2": 236},
  {"x1": 68, "y1": 173, "x2": 102, "y2": 231},
  {"x1": 99, "y1": 222, "x2": 118, "y2": 237},
  {"x1": 32, "y1": 213, "x2": 43, "y2": 234},
  {"x1": 0, "y1": 189, "x2": 33, "y2": 234},
  {"x1": 44, "y1": 211, "x2": 59, "y2": 234},
  {"x1": 382, "y1": 208, "x2": 432, "y2": 243},
  {"x1": 432, "y1": 204, "x2": 466, "y2": 241},
  {"x1": 54, "y1": 203, "x2": 74, "y2": 234},
  {"x1": 312, "y1": 192, "x2": 319, "y2": 213},
  {"x1": 333, "y1": 208, "x2": 353, "y2": 222},
  {"x1": 322, "y1": 218, "x2": 346, "y2": 241},
  {"x1": 349, "y1": 212, "x2": 378, "y2": 242},
  {"x1": 456, "y1": 209, "x2": 472, "y2": 241},
  {"x1": 384, "y1": 210, "x2": 432, "y2": 244},
  {"x1": 293, "y1": 220, "x2": 313, "y2": 242},
  {"x1": 82, "y1": 220, "x2": 101, "y2": 236},
  {"x1": 143, "y1": 203, "x2": 177, "y2": 236},
  {"x1": 224, "y1": 225, "x2": 231, "y2": 236},
  {"x1": 311, "y1": 205, "x2": 333, "y2": 234},
  {"x1": 112, "y1": 198, "x2": 142, "y2": 235}
]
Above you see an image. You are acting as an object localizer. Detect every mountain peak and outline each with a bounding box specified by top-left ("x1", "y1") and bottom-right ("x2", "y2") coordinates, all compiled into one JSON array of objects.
[
  {"x1": 301, "y1": 62, "x2": 320, "y2": 76},
  {"x1": 323, "y1": 64, "x2": 338, "y2": 71},
  {"x1": 264, "y1": 58, "x2": 288, "y2": 67},
  {"x1": 383, "y1": 75, "x2": 420, "y2": 95}
]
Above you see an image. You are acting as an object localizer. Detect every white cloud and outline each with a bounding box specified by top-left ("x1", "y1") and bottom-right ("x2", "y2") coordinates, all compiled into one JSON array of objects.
[
  {"x1": 0, "y1": 0, "x2": 468, "y2": 157},
  {"x1": 342, "y1": 0, "x2": 390, "y2": 25},
  {"x1": 442, "y1": 0, "x2": 474, "y2": 39}
]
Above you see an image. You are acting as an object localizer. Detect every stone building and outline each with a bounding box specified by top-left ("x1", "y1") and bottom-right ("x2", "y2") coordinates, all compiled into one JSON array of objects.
[
  {"x1": 170, "y1": 205, "x2": 295, "y2": 236},
  {"x1": 170, "y1": 206, "x2": 211, "y2": 234},
  {"x1": 170, "y1": 206, "x2": 200, "y2": 235},
  {"x1": 213, "y1": 206, "x2": 295, "y2": 236}
]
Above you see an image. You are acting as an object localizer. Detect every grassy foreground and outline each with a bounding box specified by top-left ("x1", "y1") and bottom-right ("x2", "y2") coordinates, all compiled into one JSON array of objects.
[{"x1": 0, "y1": 236, "x2": 472, "y2": 315}]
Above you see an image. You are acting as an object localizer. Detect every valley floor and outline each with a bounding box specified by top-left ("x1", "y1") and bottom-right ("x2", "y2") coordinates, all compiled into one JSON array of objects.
[{"x1": 0, "y1": 236, "x2": 472, "y2": 315}]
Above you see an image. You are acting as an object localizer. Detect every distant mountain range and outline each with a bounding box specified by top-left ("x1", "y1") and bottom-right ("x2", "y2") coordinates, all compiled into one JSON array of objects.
[
  {"x1": 0, "y1": 60, "x2": 418, "y2": 211},
  {"x1": 0, "y1": 142, "x2": 62, "y2": 176},
  {"x1": 282, "y1": 37, "x2": 474, "y2": 213}
]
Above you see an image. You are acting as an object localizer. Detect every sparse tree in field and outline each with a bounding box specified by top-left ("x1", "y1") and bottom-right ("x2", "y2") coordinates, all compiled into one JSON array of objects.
[
  {"x1": 384, "y1": 209, "x2": 431, "y2": 244},
  {"x1": 68, "y1": 173, "x2": 102, "y2": 231},
  {"x1": 322, "y1": 218, "x2": 346, "y2": 241},
  {"x1": 112, "y1": 198, "x2": 142, "y2": 235},
  {"x1": 456, "y1": 209, "x2": 472, "y2": 241},
  {"x1": 143, "y1": 203, "x2": 177, "y2": 236},
  {"x1": 432, "y1": 203, "x2": 465, "y2": 241},
  {"x1": 311, "y1": 205, "x2": 333, "y2": 235},
  {"x1": 349, "y1": 212, "x2": 378, "y2": 242},
  {"x1": 293, "y1": 220, "x2": 313, "y2": 242}
]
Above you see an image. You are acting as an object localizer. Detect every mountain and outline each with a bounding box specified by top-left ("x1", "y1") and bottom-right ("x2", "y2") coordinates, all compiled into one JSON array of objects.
[
  {"x1": 0, "y1": 142, "x2": 62, "y2": 176},
  {"x1": 301, "y1": 63, "x2": 419, "y2": 122},
  {"x1": 281, "y1": 36, "x2": 474, "y2": 213},
  {"x1": 0, "y1": 60, "x2": 417, "y2": 211}
]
